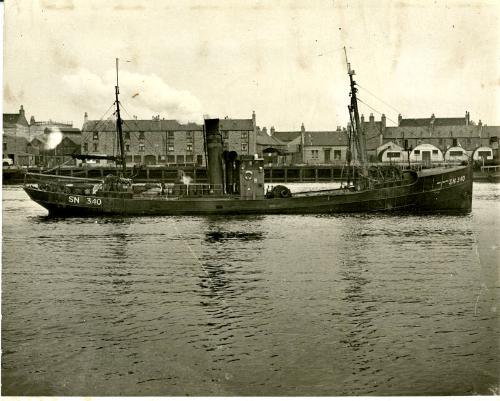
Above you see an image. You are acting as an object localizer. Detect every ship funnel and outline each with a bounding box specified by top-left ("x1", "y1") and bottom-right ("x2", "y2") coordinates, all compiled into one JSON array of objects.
[{"x1": 204, "y1": 118, "x2": 224, "y2": 192}]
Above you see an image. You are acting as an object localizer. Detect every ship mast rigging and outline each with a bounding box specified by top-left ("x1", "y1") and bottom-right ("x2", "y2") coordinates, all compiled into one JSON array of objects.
[
  {"x1": 115, "y1": 58, "x2": 127, "y2": 176},
  {"x1": 344, "y1": 47, "x2": 367, "y2": 166}
]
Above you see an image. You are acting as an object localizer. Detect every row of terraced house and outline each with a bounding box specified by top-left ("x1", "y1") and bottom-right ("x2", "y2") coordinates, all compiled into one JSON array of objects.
[{"x1": 3, "y1": 106, "x2": 499, "y2": 168}]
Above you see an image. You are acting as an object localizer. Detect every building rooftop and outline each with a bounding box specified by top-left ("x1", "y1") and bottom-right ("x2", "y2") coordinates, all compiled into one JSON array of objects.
[
  {"x1": 272, "y1": 131, "x2": 302, "y2": 143},
  {"x1": 287, "y1": 131, "x2": 348, "y2": 147},
  {"x1": 399, "y1": 117, "x2": 466, "y2": 127},
  {"x1": 83, "y1": 118, "x2": 253, "y2": 132}
]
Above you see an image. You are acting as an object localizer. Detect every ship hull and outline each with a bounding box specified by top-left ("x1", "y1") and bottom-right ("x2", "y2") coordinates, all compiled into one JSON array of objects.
[{"x1": 24, "y1": 165, "x2": 472, "y2": 216}]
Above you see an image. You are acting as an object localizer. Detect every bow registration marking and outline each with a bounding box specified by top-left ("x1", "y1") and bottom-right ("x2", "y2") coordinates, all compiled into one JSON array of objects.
[
  {"x1": 68, "y1": 195, "x2": 102, "y2": 206},
  {"x1": 436, "y1": 175, "x2": 466, "y2": 186}
]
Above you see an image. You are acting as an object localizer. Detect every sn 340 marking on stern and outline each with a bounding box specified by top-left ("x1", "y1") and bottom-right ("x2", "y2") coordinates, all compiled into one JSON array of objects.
[{"x1": 68, "y1": 195, "x2": 102, "y2": 206}]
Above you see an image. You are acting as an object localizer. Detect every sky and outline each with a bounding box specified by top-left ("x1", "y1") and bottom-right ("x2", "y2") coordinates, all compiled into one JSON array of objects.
[{"x1": 3, "y1": 0, "x2": 500, "y2": 131}]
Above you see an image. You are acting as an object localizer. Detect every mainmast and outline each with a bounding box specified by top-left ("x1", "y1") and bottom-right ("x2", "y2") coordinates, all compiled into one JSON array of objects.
[
  {"x1": 115, "y1": 58, "x2": 127, "y2": 176},
  {"x1": 344, "y1": 47, "x2": 367, "y2": 165}
]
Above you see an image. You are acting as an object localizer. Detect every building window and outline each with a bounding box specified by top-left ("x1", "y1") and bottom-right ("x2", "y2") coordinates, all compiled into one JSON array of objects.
[
  {"x1": 432, "y1": 149, "x2": 438, "y2": 155},
  {"x1": 139, "y1": 132, "x2": 145, "y2": 140},
  {"x1": 167, "y1": 155, "x2": 175, "y2": 163},
  {"x1": 83, "y1": 143, "x2": 88, "y2": 152},
  {"x1": 186, "y1": 155, "x2": 194, "y2": 163},
  {"x1": 334, "y1": 150, "x2": 342, "y2": 160},
  {"x1": 125, "y1": 144, "x2": 130, "y2": 152},
  {"x1": 93, "y1": 143, "x2": 98, "y2": 152},
  {"x1": 241, "y1": 131, "x2": 248, "y2": 140},
  {"x1": 168, "y1": 145, "x2": 174, "y2": 152},
  {"x1": 222, "y1": 131, "x2": 229, "y2": 139},
  {"x1": 93, "y1": 132, "x2": 99, "y2": 140},
  {"x1": 186, "y1": 131, "x2": 193, "y2": 139},
  {"x1": 387, "y1": 152, "x2": 401, "y2": 158},
  {"x1": 139, "y1": 144, "x2": 145, "y2": 152},
  {"x1": 187, "y1": 143, "x2": 193, "y2": 152},
  {"x1": 124, "y1": 132, "x2": 130, "y2": 140},
  {"x1": 478, "y1": 151, "x2": 491, "y2": 158},
  {"x1": 241, "y1": 143, "x2": 248, "y2": 152},
  {"x1": 311, "y1": 150, "x2": 319, "y2": 158},
  {"x1": 177, "y1": 155, "x2": 184, "y2": 164},
  {"x1": 450, "y1": 150, "x2": 463, "y2": 156},
  {"x1": 197, "y1": 155, "x2": 203, "y2": 165},
  {"x1": 3, "y1": 143, "x2": 6, "y2": 152},
  {"x1": 438, "y1": 138, "x2": 443, "y2": 145},
  {"x1": 452, "y1": 138, "x2": 458, "y2": 147},
  {"x1": 414, "y1": 150, "x2": 420, "y2": 155}
]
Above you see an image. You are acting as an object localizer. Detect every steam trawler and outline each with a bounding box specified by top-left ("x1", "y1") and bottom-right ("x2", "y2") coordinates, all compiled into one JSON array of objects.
[{"x1": 23, "y1": 58, "x2": 473, "y2": 216}]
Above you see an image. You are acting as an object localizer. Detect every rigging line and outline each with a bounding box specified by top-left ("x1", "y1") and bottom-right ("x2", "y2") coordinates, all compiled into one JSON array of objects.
[
  {"x1": 121, "y1": 119, "x2": 160, "y2": 155},
  {"x1": 86, "y1": 102, "x2": 117, "y2": 131},
  {"x1": 120, "y1": 105, "x2": 170, "y2": 152},
  {"x1": 357, "y1": 83, "x2": 403, "y2": 115},
  {"x1": 357, "y1": 97, "x2": 399, "y2": 125}
]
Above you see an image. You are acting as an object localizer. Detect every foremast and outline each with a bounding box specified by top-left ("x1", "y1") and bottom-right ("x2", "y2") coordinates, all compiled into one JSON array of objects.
[
  {"x1": 344, "y1": 47, "x2": 367, "y2": 166},
  {"x1": 115, "y1": 58, "x2": 127, "y2": 176}
]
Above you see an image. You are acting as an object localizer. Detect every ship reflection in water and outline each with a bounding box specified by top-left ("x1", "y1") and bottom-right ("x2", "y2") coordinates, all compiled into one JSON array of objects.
[{"x1": 2, "y1": 184, "x2": 499, "y2": 396}]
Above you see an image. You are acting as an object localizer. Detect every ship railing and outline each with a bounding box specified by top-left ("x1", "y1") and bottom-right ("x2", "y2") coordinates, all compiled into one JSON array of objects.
[
  {"x1": 480, "y1": 165, "x2": 499, "y2": 172},
  {"x1": 24, "y1": 172, "x2": 104, "y2": 195},
  {"x1": 133, "y1": 183, "x2": 226, "y2": 198}
]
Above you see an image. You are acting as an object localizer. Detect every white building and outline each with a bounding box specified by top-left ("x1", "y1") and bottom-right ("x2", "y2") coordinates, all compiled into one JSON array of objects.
[
  {"x1": 472, "y1": 146, "x2": 494, "y2": 161},
  {"x1": 409, "y1": 143, "x2": 443, "y2": 163},
  {"x1": 444, "y1": 146, "x2": 469, "y2": 162}
]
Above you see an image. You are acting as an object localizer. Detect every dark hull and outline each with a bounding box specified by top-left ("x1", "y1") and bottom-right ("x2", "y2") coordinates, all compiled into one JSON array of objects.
[{"x1": 24, "y1": 165, "x2": 473, "y2": 216}]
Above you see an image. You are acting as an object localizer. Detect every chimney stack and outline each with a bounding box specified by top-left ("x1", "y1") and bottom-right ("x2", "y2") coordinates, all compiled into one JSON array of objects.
[
  {"x1": 19, "y1": 105, "x2": 25, "y2": 118},
  {"x1": 270, "y1": 126, "x2": 275, "y2": 136},
  {"x1": 369, "y1": 113, "x2": 374, "y2": 123},
  {"x1": 465, "y1": 111, "x2": 470, "y2": 126},
  {"x1": 381, "y1": 114, "x2": 386, "y2": 128},
  {"x1": 398, "y1": 113, "x2": 402, "y2": 126},
  {"x1": 84, "y1": 112, "x2": 88, "y2": 123}
]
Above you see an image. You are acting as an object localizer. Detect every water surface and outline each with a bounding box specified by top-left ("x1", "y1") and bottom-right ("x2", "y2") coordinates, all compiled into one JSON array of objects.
[{"x1": 2, "y1": 183, "x2": 499, "y2": 395}]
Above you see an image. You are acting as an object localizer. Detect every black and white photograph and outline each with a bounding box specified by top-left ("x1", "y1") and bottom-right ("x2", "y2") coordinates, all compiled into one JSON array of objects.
[{"x1": 2, "y1": 0, "x2": 499, "y2": 396}]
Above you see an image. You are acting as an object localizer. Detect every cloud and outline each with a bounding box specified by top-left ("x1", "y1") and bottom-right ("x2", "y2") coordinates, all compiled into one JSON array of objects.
[{"x1": 61, "y1": 68, "x2": 203, "y2": 123}]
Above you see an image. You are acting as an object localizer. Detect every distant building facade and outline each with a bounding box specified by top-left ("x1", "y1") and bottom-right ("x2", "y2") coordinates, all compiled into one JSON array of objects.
[
  {"x1": 3, "y1": 105, "x2": 31, "y2": 164},
  {"x1": 362, "y1": 111, "x2": 499, "y2": 162},
  {"x1": 80, "y1": 112, "x2": 257, "y2": 167},
  {"x1": 2, "y1": 105, "x2": 80, "y2": 166},
  {"x1": 271, "y1": 123, "x2": 349, "y2": 165}
]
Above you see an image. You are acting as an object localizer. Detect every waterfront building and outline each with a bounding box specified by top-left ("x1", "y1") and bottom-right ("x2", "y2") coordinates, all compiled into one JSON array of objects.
[
  {"x1": 29, "y1": 117, "x2": 74, "y2": 142},
  {"x1": 444, "y1": 146, "x2": 469, "y2": 162},
  {"x1": 377, "y1": 142, "x2": 408, "y2": 163},
  {"x1": 80, "y1": 112, "x2": 257, "y2": 167},
  {"x1": 3, "y1": 105, "x2": 31, "y2": 165},
  {"x1": 409, "y1": 143, "x2": 443, "y2": 163},
  {"x1": 256, "y1": 127, "x2": 288, "y2": 165},
  {"x1": 28, "y1": 126, "x2": 82, "y2": 167},
  {"x1": 271, "y1": 124, "x2": 349, "y2": 165},
  {"x1": 362, "y1": 111, "x2": 499, "y2": 162}
]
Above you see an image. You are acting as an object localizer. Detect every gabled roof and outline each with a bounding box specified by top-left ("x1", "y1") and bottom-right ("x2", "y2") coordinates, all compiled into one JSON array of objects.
[
  {"x1": 256, "y1": 132, "x2": 286, "y2": 147},
  {"x1": 82, "y1": 120, "x2": 202, "y2": 132},
  {"x1": 83, "y1": 118, "x2": 253, "y2": 132},
  {"x1": 219, "y1": 119, "x2": 253, "y2": 131},
  {"x1": 399, "y1": 117, "x2": 466, "y2": 127},
  {"x1": 272, "y1": 131, "x2": 302, "y2": 143},
  {"x1": 481, "y1": 125, "x2": 500, "y2": 137},
  {"x1": 3, "y1": 113, "x2": 29, "y2": 128},
  {"x1": 289, "y1": 131, "x2": 348, "y2": 147}
]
